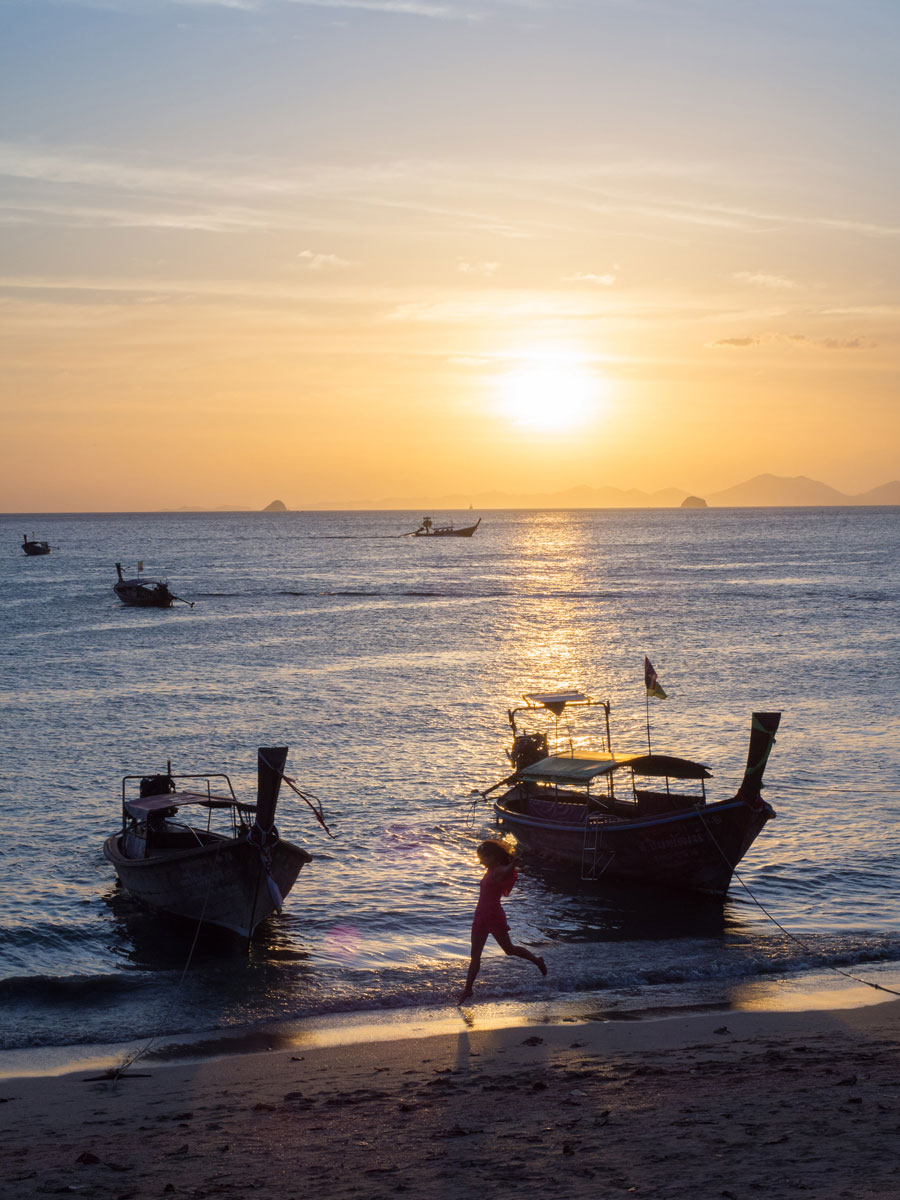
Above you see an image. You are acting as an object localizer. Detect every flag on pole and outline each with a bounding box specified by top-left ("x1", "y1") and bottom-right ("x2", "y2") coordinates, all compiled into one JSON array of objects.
[{"x1": 644, "y1": 656, "x2": 667, "y2": 699}]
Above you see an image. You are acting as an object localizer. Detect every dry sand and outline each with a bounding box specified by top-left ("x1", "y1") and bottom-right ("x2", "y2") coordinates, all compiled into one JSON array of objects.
[{"x1": 2, "y1": 999, "x2": 900, "y2": 1200}]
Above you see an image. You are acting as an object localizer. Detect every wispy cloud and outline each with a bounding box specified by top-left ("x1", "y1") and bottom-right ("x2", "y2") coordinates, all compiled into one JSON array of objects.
[
  {"x1": 732, "y1": 271, "x2": 796, "y2": 289},
  {"x1": 281, "y1": 0, "x2": 484, "y2": 19},
  {"x1": 783, "y1": 333, "x2": 876, "y2": 350},
  {"x1": 4, "y1": 142, "x2": 900, "y2": 248},
  {"x1": 34, "y1": 0, "x2": 486, "y2": 15},
  {"x1": 712, "y1": 332, "x2": 877, "y2": 351},
  {"x1": 563, "y1": 271, "x2": 616, "y2": 285},
  {"x1": 297, "y1": 250, "x2": 355, "y2": 269},
  {"x1": 457, "y1": 260, "x2": 498, "y2": 276}
]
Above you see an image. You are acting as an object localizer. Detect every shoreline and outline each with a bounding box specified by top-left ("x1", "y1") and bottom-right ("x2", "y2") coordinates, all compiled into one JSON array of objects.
[
  {"x1": 3, "y1": 962, "x2": 898, "y2": 1082},
  {"x1": 3, "y1": 996, "x2": 899, "y2": 1199}
]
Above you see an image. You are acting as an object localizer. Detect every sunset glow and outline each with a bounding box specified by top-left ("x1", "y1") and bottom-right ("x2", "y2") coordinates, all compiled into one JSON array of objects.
[{"x1": 1, "y1": 2, "x2": 898, "y2": 510}]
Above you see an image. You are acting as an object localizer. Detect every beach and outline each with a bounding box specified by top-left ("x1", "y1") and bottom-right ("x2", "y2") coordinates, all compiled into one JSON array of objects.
[{"x1": 3, "y1": 998, "x2": 899, "y2": 1200}]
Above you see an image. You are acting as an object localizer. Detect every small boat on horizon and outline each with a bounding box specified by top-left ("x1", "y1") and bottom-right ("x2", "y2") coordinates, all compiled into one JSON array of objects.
[
  {"x1": 103, "y1": 746, "x2": 316, "y2": 939},
  {"x1": 477, "y1": 691, "x2": 781, "y2": 897},
  {"x1": 22, "y1": 533, "x2": 51, "y2": 556},
  {"x1": 411, "y1": 515, "x2": 481, "y2": 537},
  {"x1": 114, "y1": 562, "x2": 193, "y2": 608}
]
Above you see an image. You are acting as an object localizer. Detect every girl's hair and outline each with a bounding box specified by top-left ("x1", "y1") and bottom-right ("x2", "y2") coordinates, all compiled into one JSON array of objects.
[{"x1": 477, "y1": 839, "x2": 513, "y2": 866}]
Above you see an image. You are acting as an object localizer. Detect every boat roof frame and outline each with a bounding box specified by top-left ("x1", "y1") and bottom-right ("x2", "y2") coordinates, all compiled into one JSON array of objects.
[
  {"x1": 120, "y1": 771, "x2": 254, "y2": 822},
  {"x1": 512, "y1": 691, "x2": 609, "y2": 717}
]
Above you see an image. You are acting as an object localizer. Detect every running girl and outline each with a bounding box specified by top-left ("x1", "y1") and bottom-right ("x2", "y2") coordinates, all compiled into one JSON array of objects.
[{"x1": 457, "y1": 840, "x2": 547, "y2": 1003}]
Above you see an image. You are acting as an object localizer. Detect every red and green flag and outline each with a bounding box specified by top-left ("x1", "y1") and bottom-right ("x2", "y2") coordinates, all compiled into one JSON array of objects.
[{"x1": 644, "y1": 656, "x2": 667, "y2": 700}]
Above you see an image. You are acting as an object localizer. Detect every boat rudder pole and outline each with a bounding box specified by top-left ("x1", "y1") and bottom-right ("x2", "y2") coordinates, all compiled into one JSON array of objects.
[
  {"x1": 737, "y1": 712, "x2": 781, "y2": 803},
  {"x1": 255, "y1": 746, "x2": 288, "y2": 835}
]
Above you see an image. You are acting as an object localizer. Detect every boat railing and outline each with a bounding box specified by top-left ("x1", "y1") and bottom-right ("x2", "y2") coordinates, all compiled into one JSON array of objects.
[
  {"x1": 120, "y1": 772, "x2": 239, "y2": 830},
  {"x1": 508, "y1": 696, "x2": 613, "y2": 758}
]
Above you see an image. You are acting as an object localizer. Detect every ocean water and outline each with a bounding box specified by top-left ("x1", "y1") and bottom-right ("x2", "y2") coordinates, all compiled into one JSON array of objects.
[{"x1": 2, "y1": 507, "x2": 899, "y2": 1067}]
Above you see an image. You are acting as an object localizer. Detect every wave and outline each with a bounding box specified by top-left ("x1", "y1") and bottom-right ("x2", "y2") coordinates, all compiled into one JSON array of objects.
[{"x1": 0, "y1": 970, "x2": 153, "y2": 1005}]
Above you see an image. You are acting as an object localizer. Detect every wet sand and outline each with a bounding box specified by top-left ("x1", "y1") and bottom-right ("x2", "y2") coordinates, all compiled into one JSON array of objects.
[{"x1": 2, "y1": 999, "x2": 900, "y2": 1200}]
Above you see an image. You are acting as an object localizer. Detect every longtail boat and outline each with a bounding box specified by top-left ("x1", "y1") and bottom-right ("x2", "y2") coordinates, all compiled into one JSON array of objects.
[
  {"x1": 114, "y1": 562, "x2": 193, "y2": 608},
  {"x1": 411, "y1": 516, "x2": 481, "y2": 537},
  {"x1": 22, "y1": 533, "x2": 51, "y2": 556},
  {"x1": 103, "y1": 747, "x2": 318, "y2": 938},
  {"x1": 478, "y1": 692, "x2": 780, "y2": 897}
]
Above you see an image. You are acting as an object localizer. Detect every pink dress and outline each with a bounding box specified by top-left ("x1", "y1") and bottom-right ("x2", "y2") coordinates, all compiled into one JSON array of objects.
[{"x1": 472, "y1": 867, "x2": 518, "y2": 939}]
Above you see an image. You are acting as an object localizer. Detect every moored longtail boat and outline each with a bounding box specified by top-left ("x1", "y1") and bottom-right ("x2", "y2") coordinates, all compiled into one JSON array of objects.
[
  {"x1": 479, "y1": 693, "x2": 780, "y2": 897},
  {"x1": 103, "y1": 747, "x2": 315, "y2": 937},
  {"x1": 113, "y1": 562, "x2": 193, "y2": 608},
  {"x1": 22, "y1": 533, "x2": 51, "y2": 555}
]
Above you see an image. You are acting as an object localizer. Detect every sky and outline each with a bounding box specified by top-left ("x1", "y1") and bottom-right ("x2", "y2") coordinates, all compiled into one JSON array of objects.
[{"x1": 1, "y1": 0, "x2": 899, "y2": 510}]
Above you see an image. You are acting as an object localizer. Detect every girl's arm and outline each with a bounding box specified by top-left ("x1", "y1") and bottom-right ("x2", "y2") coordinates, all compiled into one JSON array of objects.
[{"x1": 489, "y1": 861, "x2": 516, "y2": 881}]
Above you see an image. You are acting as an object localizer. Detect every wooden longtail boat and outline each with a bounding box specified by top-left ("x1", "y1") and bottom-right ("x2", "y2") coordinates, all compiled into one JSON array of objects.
[
  {"x1": 479, "y1": 693, "x2": 780, "y2": 897},
  {"x1": 103, "y1": 747, "x2": 314, "y2": 938},
  {"x1": 22, "y1": 533, "x2": 51, "y2": 555},
  {"x1": 411, "y1": 516, "x2": 481, "y2": 537},
  {"x1": 113, "y1": 562, "x2": 193, "y2": 608}
]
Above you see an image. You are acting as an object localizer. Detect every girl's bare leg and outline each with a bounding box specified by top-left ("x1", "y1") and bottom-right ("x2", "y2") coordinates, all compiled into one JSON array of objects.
[
  {"x1": 458, "y1": 926, "x2": 489, "y2": 1003},
  {"x1": 494, "y1": 930, "x2": 547, "y2": 976}
]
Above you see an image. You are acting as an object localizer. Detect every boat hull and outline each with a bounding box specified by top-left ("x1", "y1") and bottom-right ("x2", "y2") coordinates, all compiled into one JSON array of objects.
[
  {"x1": 416, "y1": 528, "x2": 479, "y2": 537},
  {"x1": 114, "y1": 583, "x2": 173, "y2": 608},
  {"x1": 103, "y1": 833, "x2": 312, "y2": 936},
  {"x1": 22, "y1": 542, "x2": 50, "y2": 556},
  {"x1": 493, "y1": 794, "x2": 773, "y2": 896}
]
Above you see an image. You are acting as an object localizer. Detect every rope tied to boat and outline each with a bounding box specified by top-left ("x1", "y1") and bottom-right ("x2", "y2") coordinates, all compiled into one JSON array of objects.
[
  {"x1": 107, "y1": 840, "x2": 225, "y2": 1083},
  {"x1": 696, "y1": 803, "x2": 900, "y2": 1001},
  {"x1": 257, "y1": 751, "x2": 336, "y2": 838}
]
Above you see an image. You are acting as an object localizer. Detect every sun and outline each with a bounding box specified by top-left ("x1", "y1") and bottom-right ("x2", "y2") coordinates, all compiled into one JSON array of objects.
[{"x1": 495, "y1": 355, "x2": 602, "y2": 433}]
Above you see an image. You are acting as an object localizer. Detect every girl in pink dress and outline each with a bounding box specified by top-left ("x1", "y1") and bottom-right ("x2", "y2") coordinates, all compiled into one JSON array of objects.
[{"x1": 457, "y1": 840, "x2": 547, "y2": 1003}]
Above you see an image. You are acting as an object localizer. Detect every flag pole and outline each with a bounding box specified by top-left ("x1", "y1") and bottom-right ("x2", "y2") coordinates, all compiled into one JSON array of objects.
[
  {"x1": 645, "y1": 688, "x2": 652, "y2": 755},
  {"x1": 643, "y1": 655, "x2": 665, "y2": 755}
]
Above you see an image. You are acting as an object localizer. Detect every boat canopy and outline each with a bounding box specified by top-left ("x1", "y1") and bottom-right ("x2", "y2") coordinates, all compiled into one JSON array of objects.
[
  {"x1": 625, "y1": 754, "x2": 712, "y2": 781},
  {"x1": 521, "y1": 691, "x2": 598, "y2": 715},
  {"x1": 518, "y1": 752, "x2": 711, "y2": 786},
  {"x1": 518, "y1": 752, "x2": 641, "y2": 785},
  {"x1": 124, "y1": 791, "x2": 255, "y2": 818}
]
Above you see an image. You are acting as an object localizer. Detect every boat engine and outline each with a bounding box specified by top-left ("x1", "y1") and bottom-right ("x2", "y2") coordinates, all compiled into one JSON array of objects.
[
  {"x1": 508, "y1": 731, "x2": 549, "y2": 772},
  {"x1": 139, "y1": 773, "x2": 176, "y2": 798}
]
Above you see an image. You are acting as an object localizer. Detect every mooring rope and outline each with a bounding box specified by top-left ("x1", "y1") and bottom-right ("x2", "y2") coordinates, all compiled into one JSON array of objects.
[
  {"x1": 697, "y1": 805, "x2": 900, "y2": 1000},
  {"x1": 257, "y1": 751, "x2": 336, "y2": 839},
  {"x1": 107, "y1": 841, "x2": 224, "y2": 1082}
]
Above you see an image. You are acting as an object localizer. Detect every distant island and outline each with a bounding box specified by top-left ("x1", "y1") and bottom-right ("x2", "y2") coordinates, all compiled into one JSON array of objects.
[
  {"x1": 168, "y1": 473, "x2": 900, "y2": 512},
  {"x1": 303, "y1": 473, "x2": 900, "y2": 510}
]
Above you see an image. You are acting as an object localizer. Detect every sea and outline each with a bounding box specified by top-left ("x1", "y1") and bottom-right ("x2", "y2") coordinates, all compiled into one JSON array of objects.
[{"x1": 2, "y1": 507, "x2": 899, "y2": 1075}]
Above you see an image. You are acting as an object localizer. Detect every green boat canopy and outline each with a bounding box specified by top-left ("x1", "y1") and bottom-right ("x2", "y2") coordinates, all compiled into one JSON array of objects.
[
  {"x1": 518, "y1": 753, "x2": 634, "y2": 785},
  {"x1": 518, "y1": 752, "x2": 711, "y2": 786}
]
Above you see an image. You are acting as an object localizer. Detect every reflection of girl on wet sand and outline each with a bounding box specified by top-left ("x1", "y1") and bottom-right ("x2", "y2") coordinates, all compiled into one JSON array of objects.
[{"x1": 457, "y1": 840, "x2": 547, "y2": 1003}]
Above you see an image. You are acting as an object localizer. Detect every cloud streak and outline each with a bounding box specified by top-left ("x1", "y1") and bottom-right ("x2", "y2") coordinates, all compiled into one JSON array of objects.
[
  {"x1": 3, "y1": 142, "x2": 900, "y2": 246},
  {"x1": 712, "y1": 332, "x2": 877, "y2": 351}
]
